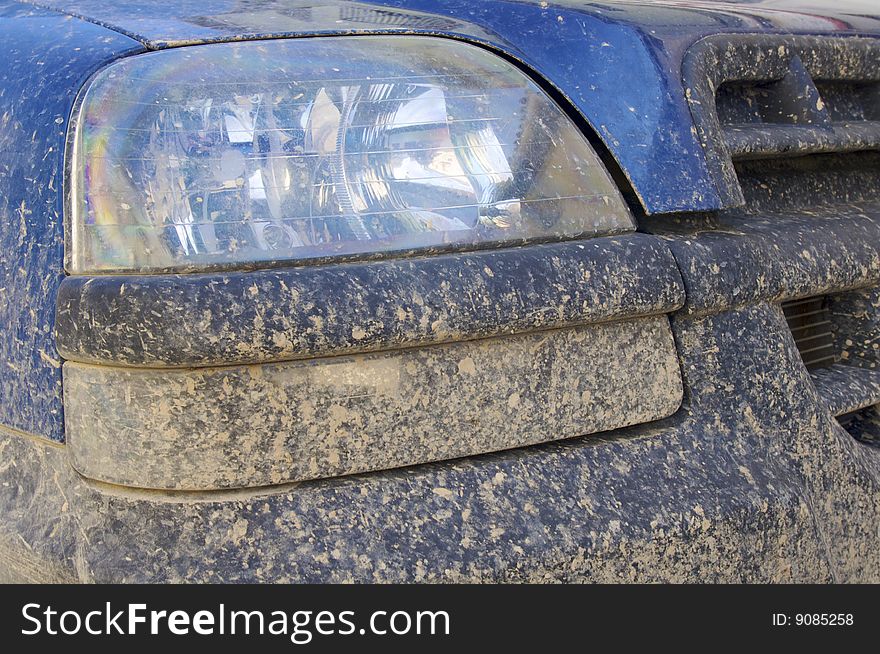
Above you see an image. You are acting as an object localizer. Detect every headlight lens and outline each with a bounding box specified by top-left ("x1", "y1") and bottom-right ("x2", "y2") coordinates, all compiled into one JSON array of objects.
[{"x1": 68, "y1": 36, "x2": 633, "y2": 273}]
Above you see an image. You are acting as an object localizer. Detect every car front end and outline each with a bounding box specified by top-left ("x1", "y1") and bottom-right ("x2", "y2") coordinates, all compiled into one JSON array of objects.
[{"x1": 0, "y1": 0, "x2": 878, "y2": 582}]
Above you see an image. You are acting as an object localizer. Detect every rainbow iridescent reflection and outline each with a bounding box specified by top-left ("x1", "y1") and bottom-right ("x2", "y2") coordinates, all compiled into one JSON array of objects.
[{"x1": 68, "y1": 36, "x2": 633, "y2": 272}]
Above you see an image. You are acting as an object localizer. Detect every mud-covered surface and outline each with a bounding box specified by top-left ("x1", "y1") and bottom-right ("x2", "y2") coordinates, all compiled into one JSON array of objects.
[
  {"x1": 809, "y1": 364, "x2": 880, "y2": 417},
  {"x1": 56, "y1": 234, "x2": 684, "y2": 368},
  {"x1": 3, "y1": 301, "x2": 880, "y2": 582},
  {"x1": 736, "y1": 152, "x2": 880, "y2": 213},
  {"x1": 63, "y1": 317, "x2": 682, "y2": 490},
  {"x1": 0, "y1": 3, "x2": 143, "y2": 441},
  {"x1": 648, "y1": 203, "x2": 880, "y2": 317}
]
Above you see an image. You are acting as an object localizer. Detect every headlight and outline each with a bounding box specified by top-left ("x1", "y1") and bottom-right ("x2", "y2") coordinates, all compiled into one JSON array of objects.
[{"x1": 67, "y1": 35, "x2": 633, "y2": 273}]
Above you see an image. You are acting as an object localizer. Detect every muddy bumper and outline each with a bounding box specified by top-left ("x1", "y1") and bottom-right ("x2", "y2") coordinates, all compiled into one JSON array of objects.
[{"x1": 1, "y1": 299, "x2": 878, "y2": 583}]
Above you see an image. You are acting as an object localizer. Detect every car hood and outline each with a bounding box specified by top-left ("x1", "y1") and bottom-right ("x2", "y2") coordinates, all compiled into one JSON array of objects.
[{"x1": 24, "y1": 0, "x2": 880, "y2": 213}]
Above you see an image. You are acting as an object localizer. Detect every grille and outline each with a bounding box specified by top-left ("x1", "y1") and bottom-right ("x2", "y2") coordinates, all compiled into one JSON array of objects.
[
  {"x1": 682, "y1": 35, "x2": 880, "y2": 208},
  {"x1": 782, "y1": 296, "x2": 838, "y2": 370}
]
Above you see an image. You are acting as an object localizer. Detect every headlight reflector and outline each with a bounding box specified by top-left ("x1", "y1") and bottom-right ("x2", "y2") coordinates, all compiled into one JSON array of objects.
[{"x1": 68, "y1": 36, "x2": 633, "y2": 273}]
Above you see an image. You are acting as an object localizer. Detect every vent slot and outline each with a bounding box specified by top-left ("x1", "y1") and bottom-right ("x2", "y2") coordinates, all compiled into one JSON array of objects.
[
  {"x1": 716, "y1": 56, "x2": 828, "y2": 129},
  {"x1": 837, "y1": 404, "x2": 880, "y2": 447},
  {"x1": 814, "y1": 81, "x2": 880, "y2": 122},
  {"x1": 717, "y1": 78, "x2": 880, "y2": 128},
  {"x1": 782, "y1": 296, "x2": 837, "y2": 370}
]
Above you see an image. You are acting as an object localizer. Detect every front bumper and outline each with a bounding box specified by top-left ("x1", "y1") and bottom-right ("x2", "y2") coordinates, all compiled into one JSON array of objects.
[{"x1": 2, "y1": 301, "x2": 878, "y2": 582}]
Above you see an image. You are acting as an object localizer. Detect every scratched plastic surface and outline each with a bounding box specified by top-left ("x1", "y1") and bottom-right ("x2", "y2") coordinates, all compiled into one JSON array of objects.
[{"x1": 70, "y1": 36, "x2": 633, "y2": 272}]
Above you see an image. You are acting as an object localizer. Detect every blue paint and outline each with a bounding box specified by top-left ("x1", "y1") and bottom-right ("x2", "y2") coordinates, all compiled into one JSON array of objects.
[{"x1": 0, "y1": 1, "x2": 144, "y2": 439}]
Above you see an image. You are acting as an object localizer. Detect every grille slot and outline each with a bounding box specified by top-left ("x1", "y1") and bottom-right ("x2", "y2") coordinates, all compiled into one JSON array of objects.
[
  {"x1": 838, "y1": 408, "x2": 862, "y2": 429},
  {"x1": 814, "y1": 81, "x2": 880, "y2": 122},
  {"x1": 837, "y1": 405, "x2": 880, "y2": 447},
  {"x1": 782, "y1": 296, "x2": 838, "y2": 370}
]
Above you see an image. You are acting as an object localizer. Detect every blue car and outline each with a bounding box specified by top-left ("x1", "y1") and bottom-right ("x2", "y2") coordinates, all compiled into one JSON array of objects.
[{"x1": 0, "y1": 0, "x2": 878, "y2": 582}]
